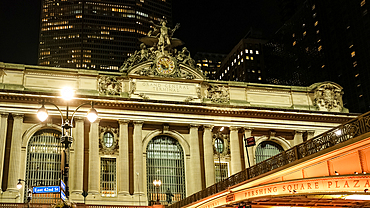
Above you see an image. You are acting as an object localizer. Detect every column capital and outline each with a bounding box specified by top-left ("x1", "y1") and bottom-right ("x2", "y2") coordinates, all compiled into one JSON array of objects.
[
  {"x1": 230, "y1": 126, "x2": 241, "y2": 131},
  {"x1": 243, "y1": 127, "x2": 254, "y2": 132},
  {"x1": 133, "y1": 120, "x2": 144, "y2": 125},
  {"x1": 295, "y1": 130, "x2": 305, "y2": 134},
  {"x1": 203, "y1": 125, "x2": 214, "y2": 130},
  {"x1": 74, "y1": 116, "x2": 84, "y2": 121},
  {"x1": 119, "y1": 119, "x2": 130, "y2": 124},
  {"x1": 12, "y1": 113, "x2": 24, "y2": 119},
  {"x1": 189, "y1": 124, "x2": 200, "y2": 128},
  {"x1": 307, "y1": 130, "x2": 315, "y2": 135},
  {"x1": 0, "y1": 112, "x2": 9, "y2": 118}
]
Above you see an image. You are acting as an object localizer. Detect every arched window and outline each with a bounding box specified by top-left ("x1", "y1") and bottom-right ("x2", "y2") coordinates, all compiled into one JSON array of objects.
[
  {"x1": 146, "y1": 135, "x2": 186, "y2": 205},
  {"x1": 25, "y1": 129, "x2": 63, "y2": 203},
  {"x1": 103, "y1": 132, "x2": 114, "y2": 148},
  {"x1": 255, "y1": 141, "x2": 284, "y2": 164}
]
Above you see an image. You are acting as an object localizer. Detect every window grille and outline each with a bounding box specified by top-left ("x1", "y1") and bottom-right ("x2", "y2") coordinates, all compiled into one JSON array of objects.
[
  {"x1": 146, "y1": 135, "x2": 186, "y2": 205},
  {"x1": 100, "y1": 157, "x2": 117, "y2": 196},
  {"x1": 25, "y1": 129, "x2": 63, "y2": 204},
  {"x1": 255, "y1": 141, "x2": 284, "y2": 164},
  {"x1": 215, "y1": 162, "x2": 229, "y2": 183}
]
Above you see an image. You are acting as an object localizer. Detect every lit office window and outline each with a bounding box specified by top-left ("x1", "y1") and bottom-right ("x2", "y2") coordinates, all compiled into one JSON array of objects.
[
  {"x1": 318, "y1": 45, "x2": 322, "y2": 51},
  {"x1": 256, "y1": 50, "x2": 259, "y2": 54},
  {"x1": 101, "y1": 158, "x2": 116, "y2": 197},
  {"x1": 361, "y1": 0, "x2": 366, "y2": 6},
  {"x1": 303, "y1": 31, "x2": 307, "y2": 36},
  {"x1": 314, "y1": 21, "x2": 318, "y2": 26},
  {"x1": 293, "y1": 41, "x2": 296, "y2": 46},
  {"x1": 255, "y1": 141, "x2": 284, "y2": 163},
  {"x1": 351, "y1": 51, "x2": 356, "y2": 57}
]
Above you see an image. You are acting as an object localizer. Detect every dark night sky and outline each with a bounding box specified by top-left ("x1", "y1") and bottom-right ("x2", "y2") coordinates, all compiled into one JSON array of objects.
[{"x1": 0, "y1": 0, "x2": 282, "y2": 65}]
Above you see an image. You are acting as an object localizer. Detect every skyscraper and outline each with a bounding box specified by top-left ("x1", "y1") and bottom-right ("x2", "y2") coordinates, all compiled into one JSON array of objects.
[
  {"x1": 265, "y1": 0, "x2": 370, "y2": 113},
  {"x1": 38, "y1": 0, "x2": 172, "y2": 70},
  {"x1": 216, "y1": 29, "x2": 267, "y2": 83}
]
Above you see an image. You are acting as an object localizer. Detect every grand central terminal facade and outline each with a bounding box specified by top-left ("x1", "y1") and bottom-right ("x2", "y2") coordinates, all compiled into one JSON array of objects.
[{"x1": 0, "y1": 22, "x2": 356, "y2": 206}]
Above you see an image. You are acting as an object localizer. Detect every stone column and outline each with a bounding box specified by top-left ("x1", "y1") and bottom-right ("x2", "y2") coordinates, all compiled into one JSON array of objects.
[
  {"x1": 133, "y1": 121, "x2": 144, "y2": 195},
  {"x1": 118, "y1": 120, "x2": 130, "y2": 196},
  {"x1": 6, "y1": 114, "x2": 23, "y2": 192},
  {"x1": 230, "y1": 126, "x2": 242, "y2": 175},
  {"x1": 203, "y1": 125, "x2": 215, "y2": 188},
  {"x1": 88, "y1": 119, "x2": 100, "y2": 195},
  {"x1": 307, "y1": 130, "x2": 315, "y2": 140},
  {"x1": 293, "y1": 130, "x2": 304, "y2": 146},
  {"x1": 243, "y1": 127, "x2": 254, "y2": 168},
  {"x1": 71, "y1": 117, "x2": 84, "y2": 195},
  {"x1": 0, "y1": 113, "x2": 8, "y2": 192},
  {"x1": 189, "y1": 124, "x2": 202, "y2": 194}
]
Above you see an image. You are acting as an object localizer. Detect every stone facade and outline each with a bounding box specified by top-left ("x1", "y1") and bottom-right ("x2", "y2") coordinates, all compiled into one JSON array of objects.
[{"x1": 0, "y1": 23, "x2": 354, "y2": 206}]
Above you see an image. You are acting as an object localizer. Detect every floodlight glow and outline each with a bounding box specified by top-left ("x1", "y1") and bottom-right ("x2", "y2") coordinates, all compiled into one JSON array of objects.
[
  {"x1": 37, "y1": 105, "x2": 48, "y2": 122},
  {"x1": 61, "y1": 87, "x2": 74, "y2": 101}
]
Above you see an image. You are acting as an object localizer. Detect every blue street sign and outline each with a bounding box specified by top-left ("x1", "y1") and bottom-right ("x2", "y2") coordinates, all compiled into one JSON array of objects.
[
  {"x1": 60, "y1": 180, "x2": 66, "y2": 192},
  {"x1": 61, "y1": 190, "x2": 66, "y2": 201},
  {"x1": 33, "y1": 186, "x2": 60, "y2": 194}
]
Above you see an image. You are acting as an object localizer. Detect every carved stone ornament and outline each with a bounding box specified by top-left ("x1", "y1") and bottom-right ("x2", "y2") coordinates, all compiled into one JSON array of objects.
[
  {"x1": 98, "y1": 76, "x2": 122, "y2": 96},
  {"x1": 213, "y1": 132, "x2": 230, "y2": 157},
  {"x1": 314, "y1": 83, "x2": 343, "y2": 112},
  {"x1": 99, "y1": 126, "x2": 119, "y2": 155},
  {"x1": 206, "y1": 84, "x2": 230, "y2": 103},
  {"x1": 120, "y1": 20, "x2": 204, "y2": 80}
]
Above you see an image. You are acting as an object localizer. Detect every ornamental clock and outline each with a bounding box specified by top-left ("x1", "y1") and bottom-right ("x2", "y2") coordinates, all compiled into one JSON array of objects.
[{"x1": 155, "y1": 56, "x2": 176, "y2": 74}]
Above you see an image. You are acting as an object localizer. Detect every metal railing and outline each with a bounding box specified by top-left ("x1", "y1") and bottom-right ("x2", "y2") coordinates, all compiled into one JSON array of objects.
[{"x1": 169, "y1": 112, "x2": 370, "y2": 208}]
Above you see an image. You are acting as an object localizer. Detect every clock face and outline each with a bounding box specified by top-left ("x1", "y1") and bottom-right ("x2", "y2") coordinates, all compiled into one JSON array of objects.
[{"x1": 156, "y1": 56, "x2": 175, "y2": 74}]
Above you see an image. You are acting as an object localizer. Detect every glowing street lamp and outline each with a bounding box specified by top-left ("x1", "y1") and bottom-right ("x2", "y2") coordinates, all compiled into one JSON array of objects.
[
  {"x1": 36, "y1": 87, "x2": 98, "y2": 200},
  {"x1": 153, "y1": 179, "x2": 162, "y2": 204}
]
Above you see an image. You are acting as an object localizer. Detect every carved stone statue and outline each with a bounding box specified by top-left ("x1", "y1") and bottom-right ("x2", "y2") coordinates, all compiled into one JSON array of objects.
[
  {"x1": 149, "y1": 20, "x2": 180, "y2": 53},
  {"x1": 177, "y1": 47, "x2": 195, "y2": 68}
]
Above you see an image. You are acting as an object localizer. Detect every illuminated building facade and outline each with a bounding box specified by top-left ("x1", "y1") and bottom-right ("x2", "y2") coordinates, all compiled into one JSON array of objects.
[
  {"x1": 193, "y1": 52, "x2": 225, "y2": 80},
  {"x1": 265, "y1": 0, "x2": 370, "y2": 113},
  {"x1": 38, "y1": 0, "x2": 172, "y2": 71},
  {"x1": 216, "y1": 29, "x2": 267, "y2": 83},
  {"x1": 0, "y1": 25, "x2": 356, "y2": 207}
]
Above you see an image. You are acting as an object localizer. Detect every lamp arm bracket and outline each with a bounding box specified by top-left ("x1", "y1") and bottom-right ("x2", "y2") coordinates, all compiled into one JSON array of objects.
[
  {"x1": 70, "y1": 101, "x2": 94, "y2": 125},
  {"x1": 42, "y1": 101, "x2": 64, "y2": 123}
]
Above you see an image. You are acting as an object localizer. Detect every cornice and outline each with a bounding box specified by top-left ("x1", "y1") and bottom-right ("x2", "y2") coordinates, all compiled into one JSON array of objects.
[{"x1": 0, "y1": 91, "x2": 357, "y2": 124}]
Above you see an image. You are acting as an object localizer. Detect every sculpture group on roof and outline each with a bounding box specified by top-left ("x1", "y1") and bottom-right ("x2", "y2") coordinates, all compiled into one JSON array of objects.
[{"x1": 119, "y1": 19, "x2": 199, "y2": 73}]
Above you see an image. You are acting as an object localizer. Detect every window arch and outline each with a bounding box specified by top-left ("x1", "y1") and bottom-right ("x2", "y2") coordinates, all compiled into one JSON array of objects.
[
  {"x1": 255, "y1": 141, "x2": 284, "y2": 164},
  {"x1": 146, "y1": 135, "x2": 186, "y2": 205},
  {"x1": 25, "y1": 129, "x2": 63, "y2": 203}
]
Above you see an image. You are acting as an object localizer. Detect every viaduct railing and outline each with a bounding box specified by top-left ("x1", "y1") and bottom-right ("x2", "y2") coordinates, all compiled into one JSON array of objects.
[{"x1": 169, "y1": 112, "x2": 370, "y2": 208}]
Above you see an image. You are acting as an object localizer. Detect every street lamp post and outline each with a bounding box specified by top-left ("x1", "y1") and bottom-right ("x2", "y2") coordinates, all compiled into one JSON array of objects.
[
  {"x1": 153, "y1": 179, "x2": 162, "y2": 204},
  {"x1": 37, "y1": 87, "x2": 98, "y2": 201},
  {"x1": 17, "y1": 179, "x2": 32, "y2": 206}
]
